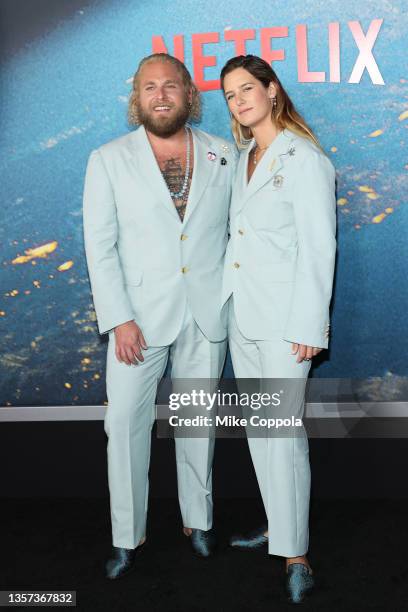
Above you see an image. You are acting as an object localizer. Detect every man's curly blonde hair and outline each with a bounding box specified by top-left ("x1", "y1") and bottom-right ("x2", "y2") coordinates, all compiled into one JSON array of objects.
[{"x1": 128, "y1": 53, "x2": 201, "y2": 126}]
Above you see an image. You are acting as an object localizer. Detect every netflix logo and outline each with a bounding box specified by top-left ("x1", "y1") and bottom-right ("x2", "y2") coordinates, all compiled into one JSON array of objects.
[{"x1": 152, "y1": 19, "x2": 385, "y2": 91}]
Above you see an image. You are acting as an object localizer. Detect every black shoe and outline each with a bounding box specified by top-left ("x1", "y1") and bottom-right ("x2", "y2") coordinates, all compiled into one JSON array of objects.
[
  {"x1": 229, "y1": 524, "x2": 268, "y2": 550},
  {"x1": 105, "y1": 542, "x2": 146, "y2": 580},
  {"x1": 187, "y1": 528, "x2": 217, "y2": 558}
]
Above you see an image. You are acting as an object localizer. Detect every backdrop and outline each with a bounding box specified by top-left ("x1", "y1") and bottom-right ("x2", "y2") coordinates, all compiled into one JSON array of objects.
[{"x1": 1, "y1": 0, "x2": 407, "y2": 408}]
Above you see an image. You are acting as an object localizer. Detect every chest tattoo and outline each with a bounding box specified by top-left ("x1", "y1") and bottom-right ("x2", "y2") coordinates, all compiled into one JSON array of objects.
[{"x1": 159, "y1": 156, "x2": 193, "y2": 222}]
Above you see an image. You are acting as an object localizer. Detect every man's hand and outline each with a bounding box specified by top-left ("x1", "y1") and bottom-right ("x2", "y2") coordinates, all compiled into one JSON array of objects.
[
  {"x1": 114, "y1": 320, "x2": 147, "y2": 365},
  {"x1": 291, "y1": 343, "x2": 323, "y2": 364}
]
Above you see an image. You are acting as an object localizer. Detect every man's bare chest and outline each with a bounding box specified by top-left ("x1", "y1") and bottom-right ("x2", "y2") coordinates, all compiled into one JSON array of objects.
[{"x1": 154, "y1": 142, "x2": 195, "y2": 222}]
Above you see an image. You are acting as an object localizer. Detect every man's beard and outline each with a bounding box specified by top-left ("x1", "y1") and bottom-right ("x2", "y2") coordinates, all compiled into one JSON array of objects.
[{"x1": 139, "y1": 100, "x2": 190, "y2": 137}]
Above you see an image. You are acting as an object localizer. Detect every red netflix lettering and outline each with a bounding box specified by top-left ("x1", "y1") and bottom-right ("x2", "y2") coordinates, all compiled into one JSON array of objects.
[
  {"x1": 224, "y1": 28, "x2": 256, "y2": 55},
  {"x1": 192, "y1": 32, "x2": 220, "y2": 91},
  {"x1": 151, "y1": 34, "x2": 185, "y2": 62},
  {"x1": 260, "y1": 27, "x2": 288, "y2": 65}
]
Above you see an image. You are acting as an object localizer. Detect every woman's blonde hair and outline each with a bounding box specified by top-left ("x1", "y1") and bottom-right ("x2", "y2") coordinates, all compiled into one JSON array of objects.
[
  {"x1": 220, "y1": 54, "x2": 320, "y2": 149},
  {"x1": 128, "y1": 53, "x2": 201, "y2": 125}
]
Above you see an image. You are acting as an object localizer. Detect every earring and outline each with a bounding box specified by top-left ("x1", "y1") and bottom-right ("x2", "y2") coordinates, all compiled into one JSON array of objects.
[{"x1": 271, "y1": 96, "x2": 277, "y2": 110}]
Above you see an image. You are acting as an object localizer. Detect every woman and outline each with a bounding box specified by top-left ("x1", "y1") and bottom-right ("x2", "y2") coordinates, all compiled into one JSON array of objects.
[{"x1": 220, "y1": 55, "x2": 336, "y2": 603}]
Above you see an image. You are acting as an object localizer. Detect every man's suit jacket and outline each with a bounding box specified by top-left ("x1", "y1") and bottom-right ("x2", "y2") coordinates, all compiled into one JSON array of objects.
[
  {"x1": 83, "y1": 125, "x2": 237, "y2": 345},
  {"x1": 222, "y1": 128, "x2": 336, "y2": 349}
]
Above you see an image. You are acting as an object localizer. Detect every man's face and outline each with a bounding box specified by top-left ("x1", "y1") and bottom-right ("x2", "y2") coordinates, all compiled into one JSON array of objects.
[{"x1": 137, "y1": 60, "x2": 192, "y2": 137}]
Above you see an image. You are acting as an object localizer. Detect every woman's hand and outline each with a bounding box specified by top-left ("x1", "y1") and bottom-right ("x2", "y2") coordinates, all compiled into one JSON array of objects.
[{"x1": 291, "y1": 343, "x2": 323, "y2": 364}]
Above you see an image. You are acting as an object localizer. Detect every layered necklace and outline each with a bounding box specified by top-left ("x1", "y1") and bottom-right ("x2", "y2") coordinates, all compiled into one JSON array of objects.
[
  {"x1": 252, "y1": 143, "x2": 269, "y2": 165},
  {"x1": 168, "y1": 125, "x2": 191, "y2": 199}
]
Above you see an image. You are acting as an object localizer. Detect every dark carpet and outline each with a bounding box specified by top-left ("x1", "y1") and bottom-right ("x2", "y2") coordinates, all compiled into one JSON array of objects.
[{"x1": 1, "y1": 498, "x2": 408, "y2": 611}]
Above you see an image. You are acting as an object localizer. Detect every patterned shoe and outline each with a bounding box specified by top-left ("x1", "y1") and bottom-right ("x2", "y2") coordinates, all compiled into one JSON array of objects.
[
  {"x1": 188, "y1": 528, "x2": 217, "y2": 557},
  {"x1": 286, "y1": 563, "x2": 314, "y2": 604},
  {"x1": 105, "y1": 542, "x2": 145, "y2": 580},
  {"x1": 229, "y1": 525, "x2": 268, "y2": 550}
]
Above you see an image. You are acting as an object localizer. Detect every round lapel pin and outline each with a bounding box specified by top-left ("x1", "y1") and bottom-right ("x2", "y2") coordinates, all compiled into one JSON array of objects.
[{"x1": 273, "y1": 175, "x2": 284, "y2": 188}]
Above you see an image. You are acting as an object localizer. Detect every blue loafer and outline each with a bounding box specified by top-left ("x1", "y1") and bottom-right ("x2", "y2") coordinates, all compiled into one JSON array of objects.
[
  {"x1": 188, "y1": 528, "x2": 217, "y2": 557},
  {"x1": 286, "y1": 563, "x2": 314, "y2": 604},
  {"x1": 229, "y1": 525, "x2": 268, "y2": 550}
]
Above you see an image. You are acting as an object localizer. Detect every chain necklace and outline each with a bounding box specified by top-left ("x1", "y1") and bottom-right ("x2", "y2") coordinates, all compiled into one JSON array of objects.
[
  {"x1": 253, "y1": 143, "x2": 269, "y2": 166},
  {"x1": 169, "y1": 126, "x2": 191, "y2": 199}
]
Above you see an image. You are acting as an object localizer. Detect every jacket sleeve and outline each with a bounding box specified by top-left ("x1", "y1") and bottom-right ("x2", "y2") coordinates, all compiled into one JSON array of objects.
[
  {"x1": 82, "y1": 149, "x2": 135, "y2": 335},
  {"x1": 283, "y1": 148, "x2": 337, "y2": 348}
]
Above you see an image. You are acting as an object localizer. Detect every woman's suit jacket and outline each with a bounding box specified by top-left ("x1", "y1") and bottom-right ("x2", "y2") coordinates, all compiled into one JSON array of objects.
[{"x1": 221, "y1": 128, "x2": 336, "y2": 349}]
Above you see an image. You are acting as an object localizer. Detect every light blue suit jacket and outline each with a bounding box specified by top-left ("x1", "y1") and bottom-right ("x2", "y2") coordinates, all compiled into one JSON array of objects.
[
  {"x1": 83, "y1": 125, "x2": 237, "y2": 345},
  {"x1": 222, "y1": 128, "x2": 336, "y2": 349}
]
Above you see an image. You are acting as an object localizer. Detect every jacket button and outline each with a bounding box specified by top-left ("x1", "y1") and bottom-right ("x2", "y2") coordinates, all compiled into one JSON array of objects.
[
  {"x1": 233, "y1": 262, "x2": 240, "y2": 269},
  {"x1": 180, "y1": 234, "x2": 188, "y2": 241},
  {"x1": 238, "y1": 229, "x2": 244, "y2": 235},
  {"x1": 181, "y1": 266, "x2": 189, "y2": 274}
]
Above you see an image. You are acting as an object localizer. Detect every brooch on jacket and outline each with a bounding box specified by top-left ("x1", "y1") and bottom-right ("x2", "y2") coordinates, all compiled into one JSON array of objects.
[
  {"x1": 208, "y1": 143, "x2": 230, "y2": 164},
  {"x1": 280, "y1": 145, "x2": 296, "y2": 159},
  {"x1": 270, "y1": 144, "x2": 296, "y2": 186}
]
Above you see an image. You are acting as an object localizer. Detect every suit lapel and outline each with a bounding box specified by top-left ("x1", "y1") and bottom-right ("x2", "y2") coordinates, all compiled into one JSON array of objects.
[
  {"x1": 234, "y1": 143, "x2": 252, "y2": 214},
  {"x1": 235, "y1": 129, "x2": 295, "y2": 214},
  {"x1": 182, "y1": 128, "x2": 213, "y2": 225},
  {"x1": 126, "y1": 125, "x2": 180, "y2": 222},
  {"x1": 230, "y1": 146, "x2": 249, "y2": 215}
]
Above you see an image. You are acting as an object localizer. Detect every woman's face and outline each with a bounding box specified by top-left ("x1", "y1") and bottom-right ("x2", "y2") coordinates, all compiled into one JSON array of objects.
[{"x1": 223, "y1": 67, "x2": 276, "y2": 129}]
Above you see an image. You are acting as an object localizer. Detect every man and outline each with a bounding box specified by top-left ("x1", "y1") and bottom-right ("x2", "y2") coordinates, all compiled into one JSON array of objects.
[{"x1": 82, "y1": 53, "x2": 236, "y2": 579}]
